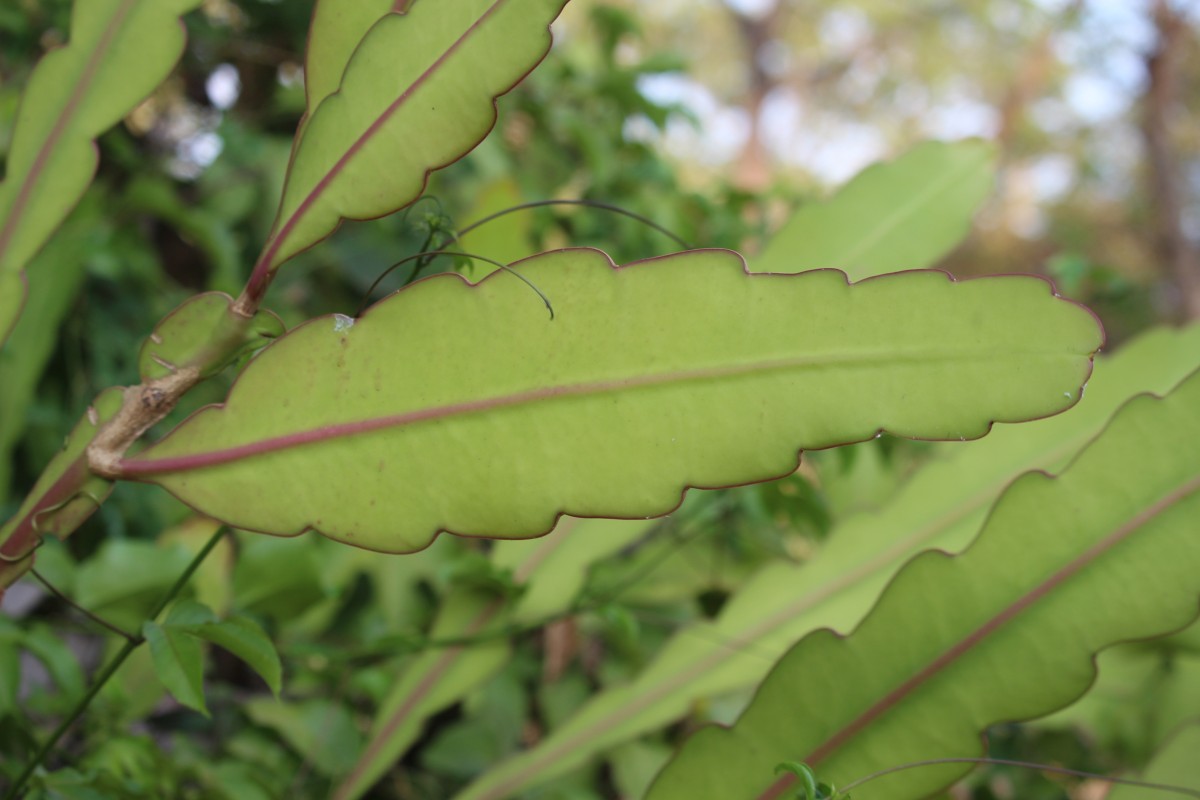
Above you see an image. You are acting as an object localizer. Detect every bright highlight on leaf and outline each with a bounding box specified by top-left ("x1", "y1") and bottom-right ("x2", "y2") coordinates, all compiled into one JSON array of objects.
[
  {"x1": 121, "y1": 248, "x2": 1100, "y2": 553},
  {"x1": 645, "y1": 369, "x2": 1200, "y2": 800}
]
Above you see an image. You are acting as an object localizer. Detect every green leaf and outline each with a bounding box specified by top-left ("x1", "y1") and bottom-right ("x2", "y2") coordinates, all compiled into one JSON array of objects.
[
  {"x1": 21, "y1": 624, "x2": 87, "y2": 703},
  {"x1": 455, "y1": 323, "x2": 1200, "y2": 800},
  {"x1": 303, "y1": 0, "x2": 403, "y2": 119},
  {"x1": 495, "y1": 516, "x2": 654, "y2": 624},
  {"x1": 136, "y1": 292, "x2": 284, "y2": 381},
  {"x1": 231, "y1": 533, "x2": 326, "y2": 622},
  {"x1": 142, "y1": 620, "x2": 207, "y2": 716},
  {"x1": 253, "y1": 0, "x2": 569, "y2": 274},
  {"x1": 455, "y1": 178, "x2": 535, "y2": 270},
  {"x1": 244, "y1": 697, "x2": 364, "y2": 778},
  {"x1": 174, "y1": 612, "x2": 282, "y2": 697},
  {"x1": 0, "y1": 388, "x2": 124, "y2": 572},
  {"x1": 332, "y1": 516, "x2": 653, "y2": 800},
  {"x1": 645, "y1": 369, "x2": 1200, "y2": 800},
  {"x1": 335, "y1": 589, "x2": 512, "y2": 799},
  {"x1": 1039, "y1": 621, "x2": 1200, "y2": 763},
  {"x1": 75, "y1": 540, "x2": 193, "y2": 632},
  {"x1": 1109, "y1": 722, "x2": 1200, "y2": 800},
  {"x1": 164, "y1": 598, "x2": 217, "y2": 626},
  {"x1": 0, "y1": 0, "x2": 203, "y2": 340},
  {"x1": 122, "y1": 249, "x2": 1100, "y2": 552},
  {"x1": 753, "y1": 140, "x2": 996, "y2": 281}
]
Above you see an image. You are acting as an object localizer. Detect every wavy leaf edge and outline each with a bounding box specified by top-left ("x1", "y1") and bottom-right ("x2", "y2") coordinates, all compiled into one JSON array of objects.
[
  {"x1": 122, "y1": 248, "x2": 1103, "y2": 555},
  {"x1": 252, "y1": 0, "x2": 569, "y2": 280},
  {"x1": 0, "y1": 0, "x2": 197, "y2": 316},
  {"x1": 656, "y1": 375, "x2": 1200, "y2": 800}
]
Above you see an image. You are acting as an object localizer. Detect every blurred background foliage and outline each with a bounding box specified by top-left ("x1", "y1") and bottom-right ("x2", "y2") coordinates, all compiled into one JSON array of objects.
[{"x1": 0, "y1": 0, "x2": 1197, "y2": 798}]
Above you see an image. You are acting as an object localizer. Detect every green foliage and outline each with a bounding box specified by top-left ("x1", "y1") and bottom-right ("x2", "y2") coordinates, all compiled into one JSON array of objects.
[
  {"x1": 1109, "y1": 723, "x2": 1200, "y2": 800},
  {"x1": 646, "y1": 370, "x2": 1200, "y2": 799},
  {"x1": 144, "y1": 599, "x2": 281, "y2": 714},
  {"x1": 0, "y1": 2, "x2": 1197, "y2": 800},
  {"x1": 126, "y1": 250, "x2": 1097, "y2": 550},
  {"x1": 753, "y1": 140, "x2": 996, "y2": 281},
  {"x1": 454, "y1": 323, "x2": 1200, "y2": 800},
  {"x1": 254, "y1": 0, "x2": 569, "y2": 275},
  {"x1": 333, "y1": 516, "x2": 654, "y2": 800},
  {"x1": 0, "y1": 0, "x2": 202, "y2": 343}
]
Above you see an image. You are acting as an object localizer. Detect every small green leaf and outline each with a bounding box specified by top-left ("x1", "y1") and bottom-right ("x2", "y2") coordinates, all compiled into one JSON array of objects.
[
  {"x1": 754, "y1": 140, "x2": 996, "y2": 281},
  {"x1": 776, "y1": 762, "x2": 822, "y2": 800},
  {"x1": 125, "y1": 249, "x2": 1100, "y2": 553},
  {"x1": 164, "y1": 598, "x2": 217, "y2": 626},
  {"x1": 142, "y1": 620, "x2": 207, "y2": 716},
  {"x1": 176, "y1": 613, "x2": 282, "y2": 697}
]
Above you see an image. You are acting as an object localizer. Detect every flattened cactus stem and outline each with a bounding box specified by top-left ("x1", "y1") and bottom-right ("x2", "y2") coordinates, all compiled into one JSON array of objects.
[{"x1": 234, "y1": 260, "x2": 272, "y2": 317}]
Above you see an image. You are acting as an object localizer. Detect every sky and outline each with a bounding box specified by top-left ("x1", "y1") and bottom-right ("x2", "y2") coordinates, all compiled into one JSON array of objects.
[{"x1": 626, "y1": 0, "x2": 1165, "y2": 195}]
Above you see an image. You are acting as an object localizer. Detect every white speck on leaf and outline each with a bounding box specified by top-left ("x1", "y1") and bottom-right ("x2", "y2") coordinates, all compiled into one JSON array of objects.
[{"x1": 333, "y1": 314, "x2": 355, "y2": 333}]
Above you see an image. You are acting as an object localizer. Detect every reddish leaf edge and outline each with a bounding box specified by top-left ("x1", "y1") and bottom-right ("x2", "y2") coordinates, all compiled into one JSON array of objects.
[
  {"x1": 299, "y1": 0, "x2": 415, "y2": 118},
  {"x1": 0, "y1": 1, "x2": 192, "y2": 286},
  {"x1": 0, "y1": 455, "x2": 92, "y2": 561},
  {"x1": 118, "y1": 247, "x2": 1103, "y2": 556},
  {"x1": 628, "y1": 378, "x2": 1199, "y2": 800},
  {"x1": 241, "y1": 0, "x2": 571, "y2": 308},
  {"x1": 755, "y1": 481, "x2": 1200, "y2": 800}
]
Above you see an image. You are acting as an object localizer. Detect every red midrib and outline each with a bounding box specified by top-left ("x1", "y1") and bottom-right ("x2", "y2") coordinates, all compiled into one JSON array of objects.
[
  {"x1": 333, "y1": 525, "x2": 567, "y2": 798},
  {"x1": 757, "y1": 473, "x2": 1200, "y2": 800},
  {"x1": 0, "y1": 0, "x2": 138, "y2": 266},
  {"x1": 118, "y1": 347, "x2": 1073, "y2": 477},
  {"x1": 252, "y1": 0, "x2": 514, "y2": 275},
  {"x1": 451, "y1": 443, "x2": 1095, "y2": 800}
]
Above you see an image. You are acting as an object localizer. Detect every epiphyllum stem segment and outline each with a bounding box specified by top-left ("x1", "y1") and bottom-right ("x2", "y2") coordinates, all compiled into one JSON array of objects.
[{"x1": 86, "y1": 367, "x2": 202, "y2": 479}]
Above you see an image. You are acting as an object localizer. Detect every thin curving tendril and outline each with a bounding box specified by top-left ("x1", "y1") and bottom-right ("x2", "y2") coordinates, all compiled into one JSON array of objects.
[
  {"x1": 835, "y1": 756, "x2": 1200, "y2": 798},
  {"x1": 357, "y1": 250, "x2": 554, "y2": 320},
  {"x1": 450, "y1": 198, "x2": 693, "y2": 251}
]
